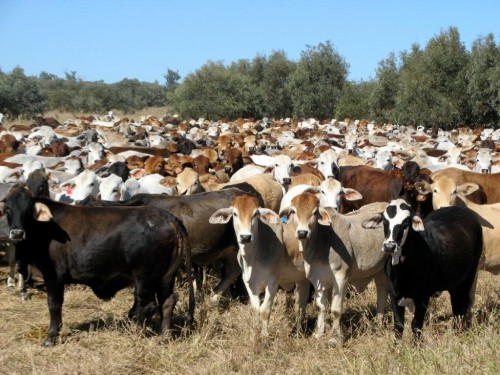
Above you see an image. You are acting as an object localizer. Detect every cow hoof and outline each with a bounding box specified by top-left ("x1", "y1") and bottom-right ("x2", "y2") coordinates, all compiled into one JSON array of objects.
[
  {"x1": 313, "y1": 332, "x2": 324, "y2": 339},
  {"x1": 209, "y1": 294, "x2": 220, "y2": 308},
  {"x1": 328, "y1": 338, "x2": 341, "y2": 348},
  {"x1": 20, "y1": 292, "x2": 31, "y2": 301},
  {"x1": 42, "y1": 339, "x2": 56, "y2": 347}
]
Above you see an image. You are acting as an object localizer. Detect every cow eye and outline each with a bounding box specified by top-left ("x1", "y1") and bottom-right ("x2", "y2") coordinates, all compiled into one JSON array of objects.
[
  {"x1": 320, "y1": 161, "x2": 325, "y2": 165},
  {"x1": 112, "y1": 188, "x2": 118, "y2": 193},
  {"x1": 233, "y1": 212, "x2": 238, "y2": 217},
  {"x1": 433, "y1": 189, "x2": 437, "y2": 193}
]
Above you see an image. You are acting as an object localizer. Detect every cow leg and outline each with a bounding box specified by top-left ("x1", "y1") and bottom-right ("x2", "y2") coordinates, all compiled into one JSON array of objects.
[
  {"x1": 328, "y1": 274, "x2": 349, "y2": 347},
  {"x1": 411, "y1": 297, "x2": 429, "y2": 343},
  {"x1": 209, "y1": 254, "x2": 241, "y2": 307},
  {"x1": 134, "y1": 282, "x2": 158, "y2": 331},
  {"x1": 7, "y1": 243, "x2": 16, "y2": 288},
  {"x1": 389, "y1": 291, "x2": 405, "y2": 340},
  {"x1": 296, "y1": 279, "x2": 311, "y2": 332},
  {"x1": 449, "y1": 282, "x2": 475, "y2": 332},
  {"x1": 17, "y1": 261, "x2": 29, "y2": 300},
  {"x1": 193, "y1": 263, "x2": 204, "y2": 303},
  {"x1": 373, "y1": 270, "x2": 389, "y2": 322},
  {"x1": 44, "y1": 280, "x2": 64, "y2": 347},
  {"x1": 259, "y1": 282, "x2": 278, "y2": 337},
  {"x1": 156, "y1": 277, "x2": 177, "y2": 335},
  {"x1": 160, "y1": 292, "x2": 178, "y2": 336},
  {"x1": 313, "y1": 285, "x2": 329, "y2": 339}
]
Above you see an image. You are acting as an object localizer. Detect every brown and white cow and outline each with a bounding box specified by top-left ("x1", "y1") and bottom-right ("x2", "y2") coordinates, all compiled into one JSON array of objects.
[{"x1": 209, "y1": 194, "x2": 309, "y2": 336}]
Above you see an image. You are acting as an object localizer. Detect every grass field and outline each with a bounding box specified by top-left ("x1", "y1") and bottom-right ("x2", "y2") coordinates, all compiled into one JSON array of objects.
[{"x1": 0, "y1": 265, "x2": 497, "y2": 375}]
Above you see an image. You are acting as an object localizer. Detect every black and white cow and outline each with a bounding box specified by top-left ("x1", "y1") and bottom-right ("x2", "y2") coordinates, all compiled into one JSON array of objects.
[{"x1": 362, "y1": 199, "x2": 483, "y2": 340}]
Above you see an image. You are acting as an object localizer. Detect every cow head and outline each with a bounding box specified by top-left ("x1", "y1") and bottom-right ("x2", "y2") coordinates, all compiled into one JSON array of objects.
[
  {"x1": 362, "y1": 198, "x2": 424, "y2": 265},
  {"x1": 209, "y1": 194, "x2": 280, "y2": 245},
  {"x1": 429, "y1": 176, "x2": 479, "y2": 209},
  {"x1": 279, "y1": 193, "x2": 331, "y2": 242},
  {"x1": 0, "y1": 187, "x2": 52, "y2": 241}
]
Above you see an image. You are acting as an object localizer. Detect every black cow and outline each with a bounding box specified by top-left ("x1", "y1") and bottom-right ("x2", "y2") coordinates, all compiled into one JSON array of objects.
[
  {"x1": 362, "y1": 199, "x2": 482, "y2": 340},
  {"x1": 1, "y1": 187, "x2": 193, "y2": 346},
  {"x1": 86, "y1": 186, "x2": 262, "y2": 305}
]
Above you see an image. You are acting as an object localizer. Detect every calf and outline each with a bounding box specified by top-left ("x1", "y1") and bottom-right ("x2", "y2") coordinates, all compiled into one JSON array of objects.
[
  {"x1": 279, "y1": 194, "x2": 389, "y2": 347},
  {"x1": 362, "y1": 199, "x2": 482, "y2": 340},
  {"x1": 209, "y1": 194, "x2": 309, "y2": 336},
  {"x1": 2, "y1": 187, "x2": 193, "y2": 346}
]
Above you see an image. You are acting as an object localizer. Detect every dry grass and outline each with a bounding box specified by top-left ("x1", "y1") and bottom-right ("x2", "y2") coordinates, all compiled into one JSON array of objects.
[{"x1": 0, "y1": 265, "x2": 498, "y2": 375}]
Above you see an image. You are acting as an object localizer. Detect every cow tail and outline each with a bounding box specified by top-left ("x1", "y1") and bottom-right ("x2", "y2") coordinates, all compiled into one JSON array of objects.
[{"x1": 174, "y1": 217, "x2": 195, "y2": 327}]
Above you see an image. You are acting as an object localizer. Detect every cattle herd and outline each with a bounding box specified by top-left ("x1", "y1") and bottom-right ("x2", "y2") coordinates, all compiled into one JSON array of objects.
[{"x1": 0, "y1": 114, "x2": 498, "y2": 347}]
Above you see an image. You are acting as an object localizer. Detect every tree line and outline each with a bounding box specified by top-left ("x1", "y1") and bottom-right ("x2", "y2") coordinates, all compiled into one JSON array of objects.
[{"x1": 1, "y1": 27, "x2": 498, "y2": 128}]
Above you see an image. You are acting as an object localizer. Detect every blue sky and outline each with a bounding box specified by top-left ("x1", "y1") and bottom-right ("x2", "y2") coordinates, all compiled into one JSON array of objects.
[{"x1": 1, "y1": 1, "x2": 499, "y2": 84}]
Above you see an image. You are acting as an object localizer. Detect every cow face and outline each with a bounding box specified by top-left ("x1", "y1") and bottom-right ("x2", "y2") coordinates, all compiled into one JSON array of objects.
[
  {"x1": 430, "y1": 176, "x2": 479, "y2": 209},
  {"x1": 279, "y1": 193, "x2": 331, "y2": 241},
  {"x1": 0, "y1": 187, "x2": 52, "y2": 241},
  {"x1": 316, "y1": 149, "x2": 340, "y2": 179},
  {"x1": 209, "y1": 195, "x2": 279, "y2": 245},
  {"x1": 362, "y1": 199, "x2": 424, "y2": 265},
  {"x1": 262, "y1": 154, "x2": 293, "y2": 185}
]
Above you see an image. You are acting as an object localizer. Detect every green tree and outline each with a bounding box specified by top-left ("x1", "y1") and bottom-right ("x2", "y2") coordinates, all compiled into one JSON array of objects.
[
  {"x1": 164, "y1": 69, "x2": 181, "y2": 92},
  {"x1": 397, "y1": 27, "x2": 469, "y2": 127},
  {"x1": 369, "y1": 52, "x2": 400, "y2": 123},
  {"x1": 336, "y1": 81, "x2": 374, "y2": 120},
  {"x1": 467, "y1": 33, "x2": 500, "y2": 126},
  {"x1": 169, "y1": 61, "x2": 262, "y2": 119},
  {"x1": 288, "y1": 41, "x2": 349, "y2": 118},
  {"x1": 0, "y1": 66, "x2": 47, "y2": 118},
  {"x1": 261, "y1": 50, "x2": 296, "y2": 118}
]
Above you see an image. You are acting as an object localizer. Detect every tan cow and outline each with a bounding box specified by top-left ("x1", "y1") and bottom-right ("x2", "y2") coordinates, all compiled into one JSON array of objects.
[
  {"x1": 209, "y1": 194, "x2": 309, "y2": 336},
  {"x1": 279, "y1": 194, "x2": 388, "y2": 347},
  {"x1": 431, "y1": 167, "x2": 500, "y2": 203}
]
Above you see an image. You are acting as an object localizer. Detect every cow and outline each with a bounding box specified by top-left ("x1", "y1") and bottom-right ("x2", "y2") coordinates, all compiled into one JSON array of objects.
[
  {"x1": 428, "y1": 177, "x2": 500, "y2": 275},
  {"x1": 431, "y1": 167, "x2": 500, "y2": 203},
  {"x1": 93, "y1": 187, "x2": 261, "y2": 305},
  {"x1": 338, "y1": 165, "x2": 404, "y2": 213},
  {"x1": 279, "y1": 194, "x2": 389, "y2": 347},
  {"x1": 1, "y1": 186, "x2": 193, "y2": 346},
  {"x1": 209, "y1": 194, "x2": 309, "y2": 336},
  {"x1": 362, "y1": 199, "x2": 483, "y2": 341}
]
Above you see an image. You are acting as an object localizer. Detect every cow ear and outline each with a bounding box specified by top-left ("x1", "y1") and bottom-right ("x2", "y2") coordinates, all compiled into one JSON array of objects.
[
  {"x1": 412, "y1": 215, "x2": 425, "y2": 232},
  {"x1": 209, "y1": 208, "x2": 233, "y2": 224},
  {"x1": 262, "y1": 166, "x2": 273, "y2": 174},
  {"x1": 278, "y1": 207, "x2": 294, "y2": 224},
  {"x1": 362, "y1": 214, "x2": 383, "y2": 229},
  {"x1": 317, "y1": 207, "x2": 331, "y2": 226},
  {"x1": 303, "y1": 187, "x2": 320, "y2": 195},
  {"x1": 34, "y1": 202, "x2": 52, "y2": 222},
  {"x1": 342, "y1": 188, "x2": 363, "y2": 201},
  {"x1": 456, "y1": 182, "x2": 479, "y2": 196},
  {"x1": 258, "y1": 208, "x2": 280, "y2": 225}
]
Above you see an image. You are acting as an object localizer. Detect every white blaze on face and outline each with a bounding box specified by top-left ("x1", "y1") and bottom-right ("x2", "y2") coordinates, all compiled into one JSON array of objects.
[
  {"x1": 270, "y1": 154, "x2": 293, "y2": 185},
  {"x1": 383, "y1": 199, "x2": 412, "y2": 265}
]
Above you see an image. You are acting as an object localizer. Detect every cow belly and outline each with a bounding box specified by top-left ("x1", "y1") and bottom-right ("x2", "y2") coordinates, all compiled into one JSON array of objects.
[{"x1": 84, "y1": 275, "x2": 133, "y2": 300}]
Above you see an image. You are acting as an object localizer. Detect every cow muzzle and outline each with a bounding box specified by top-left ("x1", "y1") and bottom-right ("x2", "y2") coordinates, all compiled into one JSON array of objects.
[
  {"x1": 296, "y1": 230, "x2": 309, "y2": 240},
  {"x1": 383, "y1": 241, "x2": 397, "y2": 253},
  {"x1": 282, "y1": 178, "x2": 291, "y2": 185},
  {"x1": 239, "y1": 234, "x2": 252, "y2": 244},
  {"x1": 9, "y1": 229, "x2": 26, "y2": 241}
]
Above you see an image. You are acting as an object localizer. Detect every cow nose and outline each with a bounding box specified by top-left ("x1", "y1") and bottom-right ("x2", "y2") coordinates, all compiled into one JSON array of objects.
[
  {"x1": 296, "y1": 230, "x2": 309, "y2": 239},
  {"x1": 10, "y1": 229, "x2": 25, "y2": 241},
  {"x1": 239, "y1": 234, "x2": 252, "y2": 243},
  {"x1": 481, "y1": 169, "x2": 489, "y2": 174},
  {"x1": 383, "y1": 242, "x2": 397, "y2": 253},
  {"x1": 282, "y1": 178, "x2": 291, "y2": 185}
]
